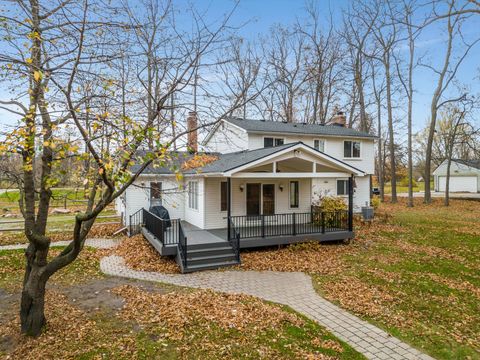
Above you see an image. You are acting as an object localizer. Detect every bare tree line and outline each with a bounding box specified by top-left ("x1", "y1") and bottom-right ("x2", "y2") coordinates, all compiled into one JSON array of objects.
[{"x1": 0, "y1": 0, "x2": 479, "y2": 337}]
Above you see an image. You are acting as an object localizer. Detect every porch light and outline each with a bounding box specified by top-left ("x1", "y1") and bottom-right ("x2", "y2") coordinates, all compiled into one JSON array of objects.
[
  {"x1": 279, "y1": 183, "x2": 284, "y2": 192},
  {"x1": 239, "y1": 184, "x2": 245, "y2": 192}
]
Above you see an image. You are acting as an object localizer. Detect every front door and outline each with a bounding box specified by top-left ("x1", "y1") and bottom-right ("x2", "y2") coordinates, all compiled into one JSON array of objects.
[
  {"x1": 262, "y1": 184, "x2": 275, "y2": 215},
  {"x1": 246, "y1": 183, "x2": 261, "y2": 216}
]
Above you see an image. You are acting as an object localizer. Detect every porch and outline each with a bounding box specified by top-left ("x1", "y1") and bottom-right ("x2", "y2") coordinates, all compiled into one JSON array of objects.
[{"x1": 130, "y1": 205, "x2": 353, "y2": 273}]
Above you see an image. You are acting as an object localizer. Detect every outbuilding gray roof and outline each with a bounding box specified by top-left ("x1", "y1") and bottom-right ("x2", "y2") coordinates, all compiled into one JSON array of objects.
[
  {"x1": 225, "y1": 117, "x2": 376, "y2": 139},
  {"x1": 453, "y1": 159, "x2": 480, "y2": 170}
]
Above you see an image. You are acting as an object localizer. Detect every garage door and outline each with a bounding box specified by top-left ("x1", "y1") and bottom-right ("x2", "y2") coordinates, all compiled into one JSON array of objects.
[{"x1": 438, "y1": 176, "x2": 478, "y2": 193}]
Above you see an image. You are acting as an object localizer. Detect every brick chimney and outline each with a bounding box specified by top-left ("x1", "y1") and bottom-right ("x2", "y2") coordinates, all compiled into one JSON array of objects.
[
  {"x1": 187, "y1": 111, "x2": 198, "y2": 153},
  {"x1": 330, "y1": 109, "x2": 346, "y2": 127}
]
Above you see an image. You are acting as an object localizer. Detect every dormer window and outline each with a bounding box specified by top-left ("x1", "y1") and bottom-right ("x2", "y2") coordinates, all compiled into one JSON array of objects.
[
  {"x1": 344, "y1": 141, "x2": 361, "y2": 158},
  {"x1": 264, "y1": 137, "x2": 284, "y2": 148}
]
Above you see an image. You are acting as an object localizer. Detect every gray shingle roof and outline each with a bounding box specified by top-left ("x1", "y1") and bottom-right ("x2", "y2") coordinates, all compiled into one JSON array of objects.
[
  {"x1": 132, "y1": 141, "x2": 365, "y2": 176},
  {"x1": 130, "y1": 151, "x2": 194, "y2": 175},
  {"x1": 453, "y1": 159, "x2": 480, "y2": 170},
  {"x1": 188, "y1": 142, "x2": 298, "y2": 174},
  {"x1": 225, "y1": 117, "x2": 376, "y2": 139}
]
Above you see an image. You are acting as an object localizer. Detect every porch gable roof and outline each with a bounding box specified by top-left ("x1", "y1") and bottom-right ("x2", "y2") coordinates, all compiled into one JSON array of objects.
[{"x1": 194, "y1": 142, "x2": 366, "y2": 176}]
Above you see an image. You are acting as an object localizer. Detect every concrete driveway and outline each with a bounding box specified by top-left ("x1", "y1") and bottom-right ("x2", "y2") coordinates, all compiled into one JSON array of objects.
[{"x1": 396, "y1": 191, "x2": 480, "y2": 200}]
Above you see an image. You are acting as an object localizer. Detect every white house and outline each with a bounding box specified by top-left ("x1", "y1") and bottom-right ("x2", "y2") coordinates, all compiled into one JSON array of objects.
[
  {"x1": 433, "y1": 159, "x2": 480, "y2": 193},
  {"x1": 116, "y1": 113, "x2": 377, "y2": 272}
]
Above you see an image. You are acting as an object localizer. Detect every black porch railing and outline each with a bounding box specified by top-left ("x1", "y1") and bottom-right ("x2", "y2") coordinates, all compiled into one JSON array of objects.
[
  {"x1": 228, "y1": 218, "x2": 241, "y2": 262},
  {"x1": 229, "y1": 210, "x2": 349, "y2": 240},
  {"x1": 129, "y1": 208, "x2": 144, "y2": 236},
  {"x1": 142, "y1": 209, "x2": 180, "y2": 245},
  {"x1": 178, "y1": 221, "x2": 188, "y2": 268}
]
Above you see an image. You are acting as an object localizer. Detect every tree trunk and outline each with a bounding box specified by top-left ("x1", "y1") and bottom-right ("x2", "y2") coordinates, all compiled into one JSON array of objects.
[
  {"x1": 385, "y1": 58, "x2": 397, "y2": 203},
  {"x1": 445, "y1": 157, "x2": 451, "y2": 206},
  {"x1": 20, "y1": 263, "x2": 47, "y2": 336}
]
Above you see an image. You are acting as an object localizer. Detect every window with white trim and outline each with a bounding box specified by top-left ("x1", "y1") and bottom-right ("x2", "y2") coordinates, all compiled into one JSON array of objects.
[
  {"x1": 150, "y1": 182, "x2": 162, "y2": 200},
  {"x1": 313, "y1": 139, "x2": 325, "y2": 152},
  {"x1": 290, "y1": 181, "x2": 299, "y2": 208},
  {"x1": 188, "y1": 181, "x2": 198, "y2": 210},
  {"x1": 220, "y1": 181, "x2": 227, "y2": 212},
  {"x1": 337, "y1": 180, "x2": 349, "y2": 196},
  {"x1": 264, "y1": 137, "x2": 284, "y2": 148},
  {"x1": 344, "y1": 141, "x2": 361, "y2": 158}
]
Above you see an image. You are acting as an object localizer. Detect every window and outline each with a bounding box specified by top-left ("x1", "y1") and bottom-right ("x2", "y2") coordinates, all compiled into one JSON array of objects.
[
  {"x1": 289, "y1": 181, "x2": 299, "y2": 208},
  {"x1": 337, "y1": 180, "x2": 349, "y2": 196},
  {"x1": 264, "y1": 137, "x2": 284, "y2": 148},
  {"x1": 150, "y1": 182, "x2": 162, "y2": 199},
  {"x1": 220, "y1": 181, "x2": 227, "y2": 211},
  {"x1": 188, "y1": 181, "x2": 198, "y2": 210},
  {"x1": 344, "y1": 141, "x2": 361, "y2": 158},
  {"x1": 313, "y1": 139, "x2": 325, "y2": 152}
]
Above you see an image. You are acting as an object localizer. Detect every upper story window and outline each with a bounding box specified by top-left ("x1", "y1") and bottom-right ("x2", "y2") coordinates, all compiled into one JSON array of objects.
[
  {"x1": 188, "y1": 181, "x2": 198, "y2": 210},
  {"x1": 313, "y1": 139, "x2": 325, "y2": 152},
  {"x1": 150, "y1": 182, "x2": 162, "y2": 200},
  {"x1": 344, "y1": 140, "x2": 361, "y2": 158},
  {"x1": 264, "y1": 137, "x2": 284, "y2": 148}
]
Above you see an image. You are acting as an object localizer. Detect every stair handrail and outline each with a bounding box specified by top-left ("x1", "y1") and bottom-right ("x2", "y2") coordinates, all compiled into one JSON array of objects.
[
  {"x1": 178, "y1": 221, "x2": 188, "y2": 268},
  {"x1": 129, "y1": 208, "x2": 144, "y2": 236},
  {"x1": 228, "y1": 218, "x2": 241, "y2": 262}
]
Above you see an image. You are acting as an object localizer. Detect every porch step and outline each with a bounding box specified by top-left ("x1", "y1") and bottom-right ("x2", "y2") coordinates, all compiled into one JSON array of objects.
[
  {"x1": 186, "y1": 241, "x2": 231, "y2": 250},
  {"x1": 186, "y1": 246, "x2": 234, "y2": 256},
  {"x1": 182, "y1": 260, "x2": 240, "y2": 273},
  {"x1": 176, "y1": 241, "x2": 240, "y2": 273},
  {"x1": 186, "y1": 253, "x2": 237, "y2": 266}
]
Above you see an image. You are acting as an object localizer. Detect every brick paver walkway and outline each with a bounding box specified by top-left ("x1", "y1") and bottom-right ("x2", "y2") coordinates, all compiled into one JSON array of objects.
[
  {"x1": 0, "y1": 238, "x2": 120, "y2": 251},
  {"x1": 101, "y1": 255, "x2": 434, "y2": 360}
]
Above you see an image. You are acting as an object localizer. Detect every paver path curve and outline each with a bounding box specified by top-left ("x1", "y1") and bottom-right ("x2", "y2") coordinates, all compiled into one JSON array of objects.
[{"x1": 101, "y1": 255, "x2": 434, "y2": 360}]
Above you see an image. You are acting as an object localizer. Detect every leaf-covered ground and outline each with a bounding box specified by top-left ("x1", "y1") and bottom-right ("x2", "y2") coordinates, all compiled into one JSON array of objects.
[
  {"x1": 114, "y1": 198, "x2": 480, "y2": 359},
  {"x1": 0, "y1": 248, "x2": 362, "y2": 359},
  {"x1": 319, "y1": 197, "x2": 479, "y2": 360}
]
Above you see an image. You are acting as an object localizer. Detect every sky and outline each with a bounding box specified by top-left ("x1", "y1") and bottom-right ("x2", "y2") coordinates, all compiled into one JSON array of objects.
[
  {"x1": 1, "y1": 0, "x2": 479, "y2": 135},
  {"x1": 186, "y1": 0, "x2": 480, "y2": 133}
]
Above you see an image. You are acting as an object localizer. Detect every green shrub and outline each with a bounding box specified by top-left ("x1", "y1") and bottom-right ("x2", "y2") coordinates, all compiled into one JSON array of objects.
[{"x1": 311, "y1": 195, "x2": 347, "y2": 228}]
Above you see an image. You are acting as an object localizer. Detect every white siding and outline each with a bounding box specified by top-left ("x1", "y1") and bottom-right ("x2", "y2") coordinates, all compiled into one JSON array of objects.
[
  {"x1": 248, "y1": 133, "x2": 375, "y2": 174},
  {"x1": 123, "y1": 176, "x2": 185, "y2": 225},
  {"x1": 203, "y1": 177, "x2": 311, "y2": 229},
  {"x1": 311, "y1": 174, "x2": 371, "y2": 212},
  {"x1": 433, "y1": 160, "x2": 480, "y2": 192},
  {"x1": 184, "y1": 178, "x2": 205, "y2": 228},
  {"x1": 438, "y1": 176, "x2": 478, "y2": 193},
  {"x1": 202, "y1": 121, "x2": 248, "y2": 153}
]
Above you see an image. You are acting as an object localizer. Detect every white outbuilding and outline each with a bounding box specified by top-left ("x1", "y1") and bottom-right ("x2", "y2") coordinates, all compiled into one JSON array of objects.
[{"x1": 433, "y1": 159, "x2": 480, "y2": 193}]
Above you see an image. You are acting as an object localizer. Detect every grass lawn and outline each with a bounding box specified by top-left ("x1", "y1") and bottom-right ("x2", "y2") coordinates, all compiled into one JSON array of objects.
[
  {"x1": 116, "y1": 198, "x2": 480, "y2": 359},
  {"x1": 382, "y1": 181, "x2": 433, "y2": 194},
  {"x1": 0, "y1": 247, "x2": 364, "y2": 359},
  {"x1": 0, "y1": 186, "x2": 120, "y2": 246},
  {"x1": 313, "y1": 198, "x2": 480, "y2": 360}
]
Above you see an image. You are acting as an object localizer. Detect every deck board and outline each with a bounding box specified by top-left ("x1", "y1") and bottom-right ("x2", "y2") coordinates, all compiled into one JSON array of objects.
[{"x1": 181, "y1": 221, "x2": 228, "y2": 245}]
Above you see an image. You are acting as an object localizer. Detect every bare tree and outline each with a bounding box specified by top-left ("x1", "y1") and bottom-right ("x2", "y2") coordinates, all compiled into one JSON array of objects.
[
  {"x1": 433, "y1": 99, "x2": 477, "y2": 205},
  {"x1": 422, "y1": 0, "x2": 480, "y2": 203},
  {"x1": 341, "y1": 1, "x2": 379, "y2": 132},
  {"x1": 394, "y1": 0, "x2": 421, "y2": 207},
  {"x1": 0, "y1": 0, "x2": 260, "y2": 337},
  {"x1": 298, "y1": 3, "x2": 343, "y2": 124},
  {"x1": 266, "y1": 25, "x2": 309, "y2": 123}
]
